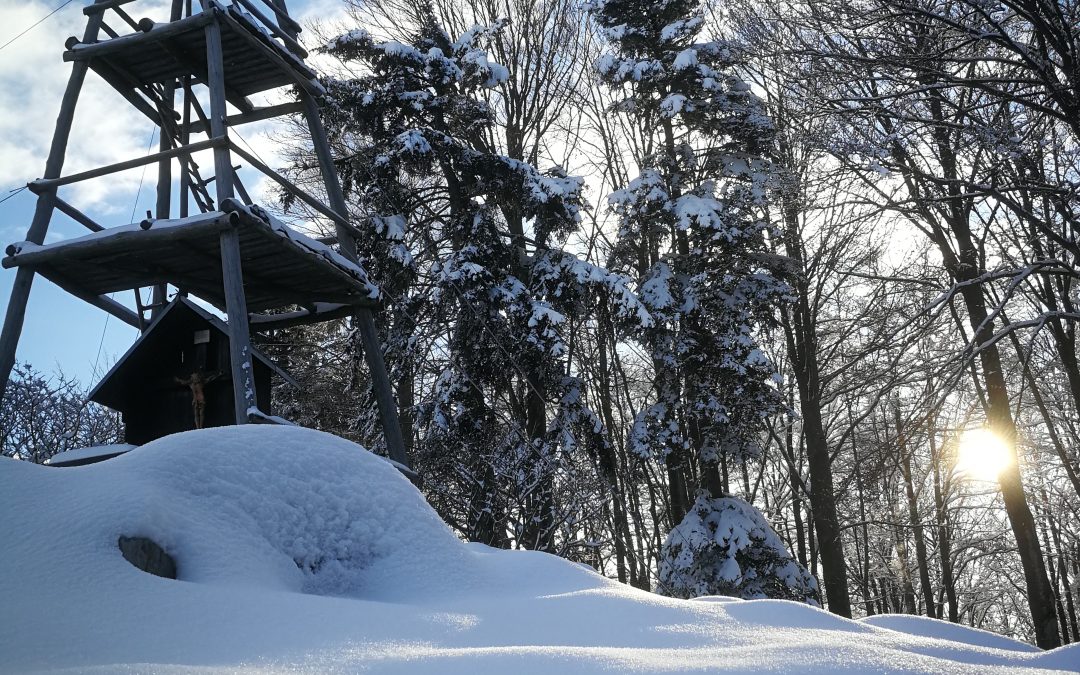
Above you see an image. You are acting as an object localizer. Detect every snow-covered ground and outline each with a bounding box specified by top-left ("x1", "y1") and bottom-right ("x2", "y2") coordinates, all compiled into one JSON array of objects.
[{"x1": 2, "y1": 426, "x2": 1077, "y2": 674}]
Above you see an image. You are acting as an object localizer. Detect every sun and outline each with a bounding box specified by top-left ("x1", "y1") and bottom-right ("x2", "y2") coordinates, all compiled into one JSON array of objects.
[{"x1": 955, "y1": 428, "x2": 1014, "y2": 482}]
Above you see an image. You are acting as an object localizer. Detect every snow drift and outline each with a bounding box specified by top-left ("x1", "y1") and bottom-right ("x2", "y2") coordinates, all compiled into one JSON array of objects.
[{"x1": 1, "y1": 426, "x2": 1076, "y2": 673}]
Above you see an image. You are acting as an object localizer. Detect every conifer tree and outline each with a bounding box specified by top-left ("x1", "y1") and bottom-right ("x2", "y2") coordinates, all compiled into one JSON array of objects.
[
  {"x1": 591, "y1": 0, "x2": 810, "y2": 599},
  {"x1": 316, "y1": 17, "x2": 644, "y2": 551}
]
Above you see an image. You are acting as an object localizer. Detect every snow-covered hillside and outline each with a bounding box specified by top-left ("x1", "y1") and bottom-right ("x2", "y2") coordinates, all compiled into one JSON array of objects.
[{"x1": 1, "y1": 426, "x2": 1076, "y2": 674}]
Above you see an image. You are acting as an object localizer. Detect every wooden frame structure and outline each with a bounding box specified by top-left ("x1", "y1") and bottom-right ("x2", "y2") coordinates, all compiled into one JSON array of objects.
[{"x1": 0, "y1": 0, "x2": 410, "y2": 468}]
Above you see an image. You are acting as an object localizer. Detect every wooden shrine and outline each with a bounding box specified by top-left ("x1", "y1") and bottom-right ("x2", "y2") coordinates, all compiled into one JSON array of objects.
[
  {"x1": 0, "y1": 0, "x2": 410, "y2": 467},
  {"x1": 89, "y1": 296, "x2": 296, "y2": 444}
]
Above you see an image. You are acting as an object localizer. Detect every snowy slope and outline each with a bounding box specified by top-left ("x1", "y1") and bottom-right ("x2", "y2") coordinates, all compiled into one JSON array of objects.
[{"x1": 1, "y1": 426, "x2": 1076, "y2": 674}]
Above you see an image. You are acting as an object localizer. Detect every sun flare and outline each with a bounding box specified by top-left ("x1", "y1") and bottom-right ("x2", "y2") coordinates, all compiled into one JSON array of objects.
[{"x1": 955, "y1": 428, "x2": 1014, "y2": 482}]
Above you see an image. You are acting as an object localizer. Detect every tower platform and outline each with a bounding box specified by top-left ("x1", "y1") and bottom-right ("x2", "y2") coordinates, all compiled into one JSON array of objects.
[
  {"x1": 66, "y1": 2, "x2": 323, "y2": 111},
  {"x1": 2, "y1": 201, "x2": 379, "y2": 314}
]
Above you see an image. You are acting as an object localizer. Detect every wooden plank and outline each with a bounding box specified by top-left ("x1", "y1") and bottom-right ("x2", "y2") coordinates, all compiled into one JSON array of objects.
[
  {"x1": 0, "y1": 8, "x2": 107, "y2": 399},
  {"x1": 30, "y1": 137, "x2": 223, "y2": 191},
  {"x1": 219, "y1": 228, "x2": 257, "y2": 423},
  {"x1": 226, "y1": 206, "x2": 378, "y2": 306},
  {"x1": 152, "y1": 37, "x2": 255, "y2": 113}
]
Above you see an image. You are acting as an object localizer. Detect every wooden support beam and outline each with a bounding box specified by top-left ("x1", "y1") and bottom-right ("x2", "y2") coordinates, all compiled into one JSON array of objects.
[
  {"x1": 100, "y1": 21, "x2": 121, "y2": 39},
  {"x1": 84, "y1": 0, "x2": 137, "y2": 15},
  {"x1": 215, "y1": 9, "x2": 323, "y2": 98},
  {"x1": 187, "y1": 101, "x2": 303, "y2": 135},
  {"x1": 0, "y1": 6, "x2": 107, "y2": 400},
  {"x1": 204, "y1": 20, "x2": 233, "y2": 204},
  {"x1": 54, "y1": 196, "x2": 105, "y2": 232},
  {"x1": 246, "y1": 0, "x2": 302, "y2": 35},
  {"x1": 206, "y1": 16, "x2": 256, "y2": 424},
  {"x1": 177, "y1": 78, "x2": 218, "y2": 211},
  {"x1": 152, "y1": 70, "x2": 177, "y2": 320},
  {"x1": 297, "y1": 82, "x2": 412, "y2": 469},
  {"x1": 227, "y1": 141, "x2": 361, "y2": 238},
  {"x1": 88, "y1": 59, "x2": 162, "y2": 123},
  {"x1": 249, "y1": 303, "x2": 354, "y2": 331},
  {"x1": 47, "y1": 271, "x2": 142, "y2": 329},
  {"x1": 230, "y1": 0, "x2": 307, "y2": 58},
  {"x1": 219, "y1": 228, "x2": 257, "y2": 424},
  {"x1": 112, "y1": 5, "x2": 142, "y2": 32},
  {"x1": 356, "y1": 307, "x2": 410, "y2": 468},
  {"x1": 29, "y1": 136, "x2": 224, "y2": 191}
]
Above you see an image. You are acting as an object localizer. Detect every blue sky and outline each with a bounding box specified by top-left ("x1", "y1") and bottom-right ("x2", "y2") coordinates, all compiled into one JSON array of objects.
[{"x1": 0, "y1": 0, "x2": 346, "y2": 385}]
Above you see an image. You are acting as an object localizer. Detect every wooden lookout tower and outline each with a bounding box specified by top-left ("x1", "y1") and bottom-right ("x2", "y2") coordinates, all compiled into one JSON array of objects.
[{"x1": 0, "y1": 0, "x2": 409, "y2": 467}]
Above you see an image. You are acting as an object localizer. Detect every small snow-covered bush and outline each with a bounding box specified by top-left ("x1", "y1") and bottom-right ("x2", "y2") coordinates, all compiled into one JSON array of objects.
[{"x1": 657, "y1": 494, "x2": 819, "y2": 604}]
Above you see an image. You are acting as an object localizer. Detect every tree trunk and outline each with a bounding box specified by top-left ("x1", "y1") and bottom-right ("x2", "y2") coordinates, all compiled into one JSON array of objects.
[
  {"x1": 895, "y1": 405, "x2": 936, "y2": 618},
  {"x1": 929, "y1": 423, "x2": 959, "y2": 623},
  {"x1": 956, "y1": 279, "x2": 1060, "y2": 647}
]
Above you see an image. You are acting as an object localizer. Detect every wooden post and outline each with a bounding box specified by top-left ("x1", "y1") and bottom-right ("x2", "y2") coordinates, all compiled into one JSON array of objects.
[
  {"x1": 298, "y1": 87, "x2": 412, "y2": 468},
  {"x1": 355, "y1": 307, "x2": 410, "y2": 468},
  {"x1": 179, "y1": 75, "x2": 191, "y2": 218},
  {"x1": 203, "y1": 19, "x2": 232, "y2": 201},
  {"x1": 148, "y1": 0, "x2": 183, "y2": 317},
  {"x1": 270, "y1": 0, "x2": 410, "y2": 466},
  {"x1": 151, "y1": 83, "x2": 176, "y2": 319},
  {"x1": 205, "y1": 14, "x2": 255, "y2": 424},
  {"x1": 220, "y1": 228, "x2": 256, "y2": 424},
  {"x1": 0, "y1": 6, "x2": 106, "y2": 400}
]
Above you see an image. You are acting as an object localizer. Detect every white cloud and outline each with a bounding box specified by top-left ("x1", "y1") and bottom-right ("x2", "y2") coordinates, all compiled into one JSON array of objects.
[
  {"x1": 0, "y1": 1, "x2": 180, "y2": 215},
  {"x1": 0, "y1": 0, "x2": 360, "y2": 221}
]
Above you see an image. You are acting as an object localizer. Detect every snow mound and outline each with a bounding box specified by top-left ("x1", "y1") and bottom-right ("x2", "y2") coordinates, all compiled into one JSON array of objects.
[
  {"x1": 658, "y1": 494, "x2": 818, "y2": 604},
  {"x1": 861, "y1": 615, "x2": 1041, "y2": 653},
  {"x1": 5, "y1": 425, "x2": 476, "y2": 599},
  {"x1": 1, "y1": 425, "x2": 1076, "y2": 673}
]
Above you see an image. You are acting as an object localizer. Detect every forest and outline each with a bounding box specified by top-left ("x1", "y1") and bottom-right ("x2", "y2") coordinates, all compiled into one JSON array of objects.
[{"x1": 4, "y1": 0, "x2": 1079, "y2": 650}]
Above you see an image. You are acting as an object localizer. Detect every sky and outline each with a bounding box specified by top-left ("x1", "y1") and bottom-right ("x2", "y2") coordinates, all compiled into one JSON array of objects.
[{"x1": 0, "y1": 0, "x2": 349, "y2": 385}]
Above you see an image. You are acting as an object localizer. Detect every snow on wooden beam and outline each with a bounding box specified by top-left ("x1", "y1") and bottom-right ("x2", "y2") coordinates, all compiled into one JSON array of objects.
[
  {"x1": 249, "y1": 302, "x2": 354, "y2": 331},
  {"x1": 64, "y1": 11, "x2": 215, "y2": 61},
  {"x1": 2, "y1": 212, "x2": 237, "y2": 269}
]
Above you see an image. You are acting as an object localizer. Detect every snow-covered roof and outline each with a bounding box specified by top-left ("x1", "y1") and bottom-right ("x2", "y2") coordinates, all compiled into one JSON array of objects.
[{"x1": 88, "y1": 296, "x2": 296, "y2": 410}]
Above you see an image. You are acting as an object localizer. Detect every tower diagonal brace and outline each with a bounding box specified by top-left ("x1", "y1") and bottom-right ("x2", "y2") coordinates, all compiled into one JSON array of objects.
[{"x1": 0, "y1": 4, "x2": 109, "y2": 400}]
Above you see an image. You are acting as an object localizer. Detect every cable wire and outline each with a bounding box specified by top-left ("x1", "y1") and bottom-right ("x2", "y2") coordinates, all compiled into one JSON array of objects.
[{"x1": 0, "y1": 0, "x2": 74, "y2": 53}]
